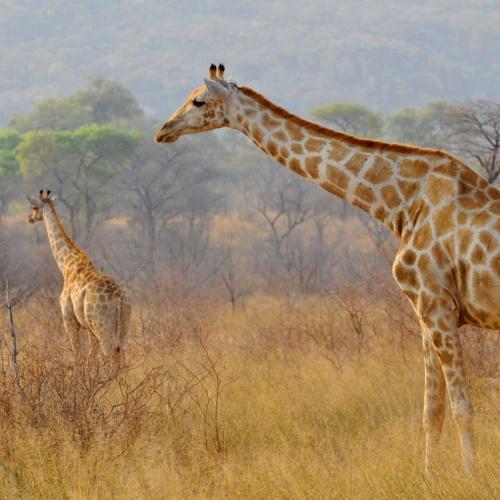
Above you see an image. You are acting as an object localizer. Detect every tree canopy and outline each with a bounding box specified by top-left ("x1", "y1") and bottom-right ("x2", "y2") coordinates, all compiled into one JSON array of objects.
[
  {"x1": 311, "y1": 103, "x2": 383, "y2": 137},
  {"x1": 9, "y1": 78, "x2": 143, "y2": 132},
  {"x1": 17, "y1": 125, "x2": 141, "y2": 238},
  {"x1": 385, "y1": 101, "x2": 452, "y2": 148}
]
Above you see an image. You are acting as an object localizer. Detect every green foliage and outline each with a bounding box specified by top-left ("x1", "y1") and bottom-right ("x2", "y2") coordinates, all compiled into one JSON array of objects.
[
  {"x1": 0, "y1": 129, "x2": 22, "y2": 215},
  {"x1": 9, "y1": 99, "x2": 93, "y2": 132},
  {"x1": 385, "y1": 101, "x2": 452, "y2": 148},
  {"x1": 17, "y1": 125, "x2": 141, "y2": 237},
  {"x1": 70, "y1": 78, "x2": 144, "y2": 125},
  {"x1": 0, "y1": 129, "x2": 22, "y2": 151},
  {"x1": 0, "y1": 129, "x2": 22, "y2": 182},
  {"x1": 9, "y1": 78, "x2": 143, "y2": 132},
  {"x1": 311, "y1": 103, "x2": 383, "y2": 137}
]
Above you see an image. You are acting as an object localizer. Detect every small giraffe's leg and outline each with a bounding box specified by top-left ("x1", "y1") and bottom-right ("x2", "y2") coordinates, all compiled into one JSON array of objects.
[
  {"x1": 60, "y1": 294, "x2": 84, "y2": 360},
  {"x1": 87, "y1": 330, "x2": 100, "y2": 366},
  {"x1": 421, "y1": 303, "x2": 474, "y2": 475},
  {"x1": 88, "y1": 309, "x2": 123, "y2": 366},
  {"x1": 421, "y1": 322, "x2": 446, "y2": 476}
]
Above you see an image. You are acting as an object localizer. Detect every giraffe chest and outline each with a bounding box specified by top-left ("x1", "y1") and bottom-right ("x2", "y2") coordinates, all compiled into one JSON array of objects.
[{"x1": 398, "y1": 225, "x2": 500, "y2": 330}]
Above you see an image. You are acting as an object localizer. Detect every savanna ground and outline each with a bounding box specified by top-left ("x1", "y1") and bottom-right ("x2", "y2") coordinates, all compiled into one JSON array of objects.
[{"x1": 0, "y1": 291, "x2": 497, "y2": 500}]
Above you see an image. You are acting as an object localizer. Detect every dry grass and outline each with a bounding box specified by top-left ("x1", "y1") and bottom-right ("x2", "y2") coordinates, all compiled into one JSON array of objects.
[{"x1": 0, "y1": 295, "x2": 497, "y2": 499}]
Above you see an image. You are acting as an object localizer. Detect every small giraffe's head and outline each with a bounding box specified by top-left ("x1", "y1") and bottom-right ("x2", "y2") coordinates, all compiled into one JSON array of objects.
[
  {"x1": 27, "y1": 190, "x2": 55, "y2": 224},
  {"x1": 155, "y1": 63, "x2": 237, "y2": 143}
]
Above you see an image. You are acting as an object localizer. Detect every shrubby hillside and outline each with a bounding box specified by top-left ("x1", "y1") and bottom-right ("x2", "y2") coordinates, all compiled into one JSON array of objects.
[{"x1": 1, "y1": 0, "x2": 499, "y2": 124}]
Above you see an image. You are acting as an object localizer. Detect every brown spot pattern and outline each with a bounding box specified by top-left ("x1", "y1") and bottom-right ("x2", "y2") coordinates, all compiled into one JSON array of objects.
[
  {"x1": 251, "y1": 124, "x2": 263, "y2": 142},
  {"x1": 402, "y1": 249, "x2": 417, "y2": 265},
  {"x1": 354, "y1": 183, "x2": 376, "y2": 204},
  {"x1": 327, "y1": 165, "x2": 349, "y2": 190},
  {"x1": 413, "y1": 222, "x2": 432, "y2": 250},
  {"x1": 289, "y1": 158, "x2": 307, "y2": 177},
  {"x1": 285, "y1": 122, "x2": 305, "y2": 141},
  {"x1": 400, "y1": 159, "x2": 429, "y2": 178},
  {"x1": 381, "y1": 185, "x2": 402, "y2": 209},
  {"x1": 305, "y1": 156, "x2": 321, "y2": 178},
  {"x1": 262, "y1": 112, "x2": 281, "y2": 130},
  {"x1": 328, "y1": 141, "x2": 350, "y2": 162},
  {"x1": 267, "y1": 140, "x2": 278, "y2": 156},
  {"x1": 426, "y1": 177, "x2": 454, "y2": 205},
  {"x1": 273, "y1": 130, "x2": 288, "y2": 142},
  {"x1": 433, "y1": 203, "x2": 455, "y2": 235},
  {"x1": 364, "y1": 156, "x2": 393, "y2": 184},
  {"x1": 320, "y1": 181, "x2": 345, "y2": 198},
  {"x1": 304, "y1": 138, "x2": 326, "y2": 153},
  {"x1": 398, "y1": 180, "x2": 420, "y2": 201},
  {"x1": 345, "y1": 152, "x2": 369, "y2": 175}
]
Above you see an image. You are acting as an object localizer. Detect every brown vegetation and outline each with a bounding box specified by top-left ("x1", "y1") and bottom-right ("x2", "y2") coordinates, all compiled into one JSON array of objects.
[{"x1": 0, "y1": 287, "x2": 497, "y2": 498}]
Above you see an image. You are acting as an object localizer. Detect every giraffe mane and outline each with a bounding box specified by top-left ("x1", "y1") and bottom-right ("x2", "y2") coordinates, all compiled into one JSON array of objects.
[
  {"x1": 46, "y1": 201, "x2": 91, "y2": 262},
  {"x1": 239, "y1": 86, "x2": 465, "y2": 159}
]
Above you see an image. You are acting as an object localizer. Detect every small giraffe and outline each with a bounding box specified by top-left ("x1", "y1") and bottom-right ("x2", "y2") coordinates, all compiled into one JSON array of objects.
[
  {"x1": 27, "y1": 190, "x2": 130, "y2": 362},
  {"x1": 155, "y1": 64, "x2": 500, "y2": 475}
]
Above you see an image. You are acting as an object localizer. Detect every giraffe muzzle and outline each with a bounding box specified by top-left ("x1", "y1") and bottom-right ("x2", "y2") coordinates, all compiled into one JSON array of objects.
[{"x1": 154, "y1": 129, "x2": 178, "y2": 143}]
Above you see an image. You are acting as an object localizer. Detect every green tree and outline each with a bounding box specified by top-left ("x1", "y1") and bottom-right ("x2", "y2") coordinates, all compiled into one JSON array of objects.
[
  {"x1": 311, "y1": 102, "x2": 383, "y2": 137},
  {"x1": 71, "y1": 77, "x2": 144, "y2": 125},
  {"x1": 385, "y1": 101, "x2": 452, "y2": 148},
  {"x1": 0, "y1": 130, "x2": 22, "y2": 218},
  {"x1": 9, "y1": 78, "x2": 143, "y2": 132},
  {"x1": 9, "y1": 99, "x2": 93, "y2": 132},
  {"x1": 17, "y1": 125, "x2": 141, "y2": 239}
]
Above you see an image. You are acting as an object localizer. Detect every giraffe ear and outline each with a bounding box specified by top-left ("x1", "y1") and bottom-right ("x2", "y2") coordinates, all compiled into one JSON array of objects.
[
  {"x1": 204, "y1": 78, "x2": 229, "y2": 100},
  {"x1": 27, "y1": 195, "x2": 38, "y2": 205}
]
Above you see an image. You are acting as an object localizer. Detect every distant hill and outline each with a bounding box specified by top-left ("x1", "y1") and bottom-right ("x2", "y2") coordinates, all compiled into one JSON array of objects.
[{"x1": 1, "y1": 0, "x2": 499, "y2": 124}]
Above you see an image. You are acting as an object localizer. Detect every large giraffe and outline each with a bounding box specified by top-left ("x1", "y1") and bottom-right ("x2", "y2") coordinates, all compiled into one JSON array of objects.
[
  {"x1": 27, "y1": 190, "x2": 130, "y2": 361},
  {"x1": 155, "y1": 64, "x2": 500, "y2": 475}
]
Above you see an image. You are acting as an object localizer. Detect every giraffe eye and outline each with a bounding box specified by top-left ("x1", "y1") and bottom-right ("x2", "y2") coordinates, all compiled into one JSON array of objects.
[{"x1": 192, "y1": 100, "x2": 205, "y2": 108}]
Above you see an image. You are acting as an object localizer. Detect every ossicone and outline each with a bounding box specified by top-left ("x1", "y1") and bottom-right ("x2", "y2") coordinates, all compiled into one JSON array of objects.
[{"x1": 217, "y1": 63, "x2": 225, "y2": 79}]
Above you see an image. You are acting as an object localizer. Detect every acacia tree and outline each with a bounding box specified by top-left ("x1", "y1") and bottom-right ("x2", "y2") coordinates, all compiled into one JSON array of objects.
[
  {"x1": 311, "y1": 102, "x2": 383, "y2": 137},
  {"x1": 385, "y1": 101, "x2": 452, "y2": 148},
  {"x1": 17, "y1": 125, "x2": 140, "y2": 239},
  {"x1": 9, "y1": 77, "x2": 143, "y2": 132},
  {"x1": 0, "y1": 130, "x2": 22, "y2": 220}
]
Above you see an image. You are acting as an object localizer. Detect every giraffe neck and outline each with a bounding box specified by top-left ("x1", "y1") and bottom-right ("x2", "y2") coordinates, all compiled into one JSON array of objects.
[
  {"x1": 43, "y1": 203, "x2": 90, "y2": 275},
  {"x1": 229, "y1": 87, "x2": 446, "y2": 237}
]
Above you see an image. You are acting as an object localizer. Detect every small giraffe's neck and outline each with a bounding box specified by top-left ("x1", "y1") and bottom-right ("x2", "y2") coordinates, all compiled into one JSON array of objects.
[
  {"x1": 229, "y1": 87, "x2": 451, "y2": 237},
  {"x1": 43, "y1": 203, "x2": 90, "y2": 275}
]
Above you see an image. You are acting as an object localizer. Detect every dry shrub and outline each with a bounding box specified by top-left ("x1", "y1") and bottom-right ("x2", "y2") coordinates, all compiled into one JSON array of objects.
[
  {"x1": 0, "y1": 289, "x2": 496, "y2": 498},
  {"x1": 0, "y1": 344, "x2": 163, "y2": 455}
]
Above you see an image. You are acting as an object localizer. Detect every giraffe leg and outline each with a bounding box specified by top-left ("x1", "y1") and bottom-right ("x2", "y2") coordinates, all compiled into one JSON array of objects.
[
  {"x1": 60, "y1": 294, "x2": 84, "y2": 360},
  {"x1": 421, "y1": 304, "x2": 474, "y2": 475},
  {"x1": 421, "y1": 323, "x2": 446, "y2": 477},
  {"x1": 87, "y1": 330, "x2": 100, "y2": 366}
]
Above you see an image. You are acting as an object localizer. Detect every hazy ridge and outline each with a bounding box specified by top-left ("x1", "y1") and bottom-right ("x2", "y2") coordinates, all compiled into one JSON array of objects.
[{"x1": 1, "y1": 0, "x2": 499, "y2": 124}]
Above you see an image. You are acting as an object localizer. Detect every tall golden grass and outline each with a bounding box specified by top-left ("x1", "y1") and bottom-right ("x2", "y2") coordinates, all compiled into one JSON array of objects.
[{"x1": 0, "y1": 294, "x2": 497, "y2": 499}]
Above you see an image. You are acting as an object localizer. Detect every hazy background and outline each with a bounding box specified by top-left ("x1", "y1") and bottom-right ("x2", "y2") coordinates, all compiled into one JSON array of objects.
[
  {"x1": 0, "y1": 3, "x2": 498, "y2": 497},
  {"x1": 1, "y1": 0, "x2": 500, "y2": 124},
  {"x1": 0, "y1": 0, "x2": 499, "y2": 300}
]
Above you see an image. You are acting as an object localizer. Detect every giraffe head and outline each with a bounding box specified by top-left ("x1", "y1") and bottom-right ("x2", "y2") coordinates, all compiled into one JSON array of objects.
[
  {"x1": 27, "y1": 190, "x2": 56, "y2": 223},
  {"x1": 155, "y1": 63, "x2": 237, "y2": 143}
]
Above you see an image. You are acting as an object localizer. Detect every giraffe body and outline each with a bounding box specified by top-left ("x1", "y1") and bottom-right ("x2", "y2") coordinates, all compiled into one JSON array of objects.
[
  {"x1": 28, "y1": 191, "x2": 130, "y2": 359},
  {"x1": 155, "y1": 65, "x2": 500, "y2": 474}
]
